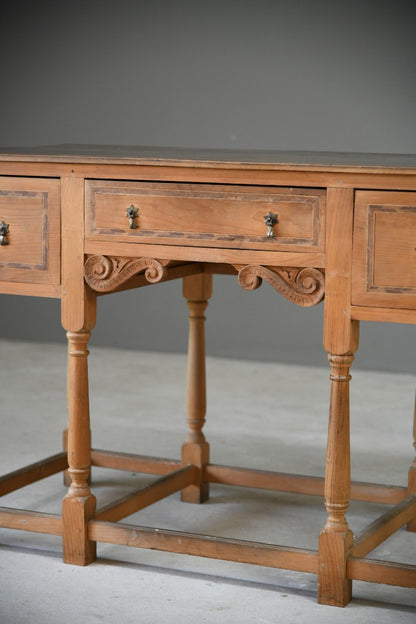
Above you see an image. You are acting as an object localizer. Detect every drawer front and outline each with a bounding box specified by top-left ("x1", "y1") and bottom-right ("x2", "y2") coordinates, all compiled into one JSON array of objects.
[
  {"x1": 0, "y1": 177, "x2": 60, "y2": 287},
  {"x1": 352, "y1": 191, "x2": 416, "y2": 308},
  {"x1": 85, "y1": 181, "x2": 325, "y2": 253}
]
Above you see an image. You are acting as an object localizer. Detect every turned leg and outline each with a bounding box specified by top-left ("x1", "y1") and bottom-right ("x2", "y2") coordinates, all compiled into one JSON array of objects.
[
  {"x1": 62, "y1": 330, "x2": 96, "y2": 565},
  {"x1": 60, "y1": 177, "x2": 97, "y2": 564},
  {"x1": 407, "y1": 393, "x2": 416, "y2": 531},
  {"x1": 318, "y1": 353, "x2": 354, "y2": 606},
  {"x1": 181, "y1": 273, "x2": 212, "y2": 503},
  {"x1": 63, "y1": 427, "x2": 90, "y2": 487}
]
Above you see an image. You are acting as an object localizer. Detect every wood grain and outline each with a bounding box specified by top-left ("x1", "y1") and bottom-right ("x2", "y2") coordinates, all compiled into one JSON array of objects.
[
  {"x1": 1, "y1": 147, "x2": 416, "y2": 605},
  {"x1": 0, "y1": 177, "x2": 60, "y2": 293},
  {"x1": 0, "y1": 452, "x2": 67, "y2": 496},
  {"x1": 352, "y1": 191, "x2": 416, "y2": 309},
  {"x1": 323, "y1": 188, "x2": 358, "y2": 355},
  {"x1": 86, "y1": 180, "x2": 325, "y2": 253},
  {"x1": 347, "y1": 558, "x2": 416, "y2": 588},
  {"x1": 181, "y1": 273, "x2": 212, "y2": 503},
  {"x1": 96, "y1": 466, "x2": 197, "y2": 522},
  {"x1": 353, "y1": 495, "x2": 416, "y2": 557},
  {"x1": 89, "y1": 520, "x2": 319, "y2": 573},
  {"x1": 0, "y1": 508, "x2": 62, "y2": 535}
]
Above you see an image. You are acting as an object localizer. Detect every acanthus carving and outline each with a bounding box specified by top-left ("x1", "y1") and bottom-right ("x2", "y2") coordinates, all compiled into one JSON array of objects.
[
  {"x1": 236, "y1": 265, "x2": 325, "y2": 307},
  {"x1": 84, "y1": 255, "x2": 170, "y2": 292}
]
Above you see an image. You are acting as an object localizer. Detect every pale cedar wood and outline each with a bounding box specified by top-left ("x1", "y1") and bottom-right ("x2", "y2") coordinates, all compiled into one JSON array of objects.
[
  {"x1": 89, "y1": 449, "x2": 405, "y2": 504},
  {"x1": 85, "y1": 260, "x2": 203, "y2": 295},
  {"x1": 0, "y1": 177, "x2": 60, "y2": 294},
  {"x1": 85, "y1": 180, "x2": 325, "y2": 253},
  {"x1": 353, "y1": 191, "x2": 416, "y2": 309},
  {"x1": 90, "y1": 449, "x2": 181, "y2": 474},
  {"x1": 61, "y1": 177, "x2": 97, "y2": 565},
  {"x1": 61, "y1": 177, "x2": 96, "y2": 332},
  {"x1": 319, "y1": 188, "x2": 357, "y2": 606},
  {"x1": 0, "y1": 280, "x2": 60, "y2": 297},
  {"x1": 88, "y1": 520, "x2": 319, "y2": 574},
  {"x1": 95, "y1": 466, "x2": 198, "y2": 523},
  {"x1": 84, "y1": 239, "x2": 326, "y2": 270},
  {"x1": 0, "y1": 508, "x2": 62, "y2": 535},
  {"x1": 351, "y1": 305, "x2": 416, "y2": 325},
  {"x1": 352, "y1": 495, "x2": 416, "y2": 558},
  {"x1": 1, "y1": 147, "x2": 416, "y2": 605},
  {"x1": 0, "y1": 453, "x2": 68, "y2": 496},
  {"x1": 62, "y1": 330, "x2": 96, "y2": 565},
  {"x1": 2, "y1": 159, "x2": 416, "y2": 192},
  {"x1": 181, "y1": 273, "x2": 212, "y2": 503},
  {"x1": 346, "y1": 559, "x2": 416, "y2": 589},
  {"x1": 204, "y1": 464, "x2": 407, "y2": 505}
]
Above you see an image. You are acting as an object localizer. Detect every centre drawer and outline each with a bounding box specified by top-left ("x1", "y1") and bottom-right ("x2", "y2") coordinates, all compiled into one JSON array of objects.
[{"x1": 85, "y1": 181, "x2": 325, "y2": 252}]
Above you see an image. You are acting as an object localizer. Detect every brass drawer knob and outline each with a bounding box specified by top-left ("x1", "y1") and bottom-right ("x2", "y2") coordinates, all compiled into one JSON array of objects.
[
  {"x1": 126, "y1": 204, "x2": 139, "y2": 229},
  {"x1": 264, "y1": 211, "x2": 278, "y2": 238},
  {"x1": 0, "y1": 220, "x2": 9, "y2": 245}
]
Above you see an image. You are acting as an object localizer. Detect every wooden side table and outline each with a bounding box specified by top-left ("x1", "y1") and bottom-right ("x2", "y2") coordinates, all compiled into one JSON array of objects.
[{"x1": 0, "y1": 146, "x2": 415, "y2": 606}]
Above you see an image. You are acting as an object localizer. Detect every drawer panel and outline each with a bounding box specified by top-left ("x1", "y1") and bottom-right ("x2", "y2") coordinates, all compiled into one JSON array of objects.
[
  {"x1": 352, "y1": 191, "x2": 416, "y2": 309},
  {"x1": 0, "y1": 177, "x2": 60, "y2": 287},
  {"x1": 85, "y1": 181, "x2": 325, "y2": 253}
]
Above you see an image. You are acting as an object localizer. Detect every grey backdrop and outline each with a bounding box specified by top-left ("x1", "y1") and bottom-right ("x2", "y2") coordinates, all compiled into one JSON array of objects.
[{"x1": 1, "y1": 0, "x2": 415, "y2": 372}]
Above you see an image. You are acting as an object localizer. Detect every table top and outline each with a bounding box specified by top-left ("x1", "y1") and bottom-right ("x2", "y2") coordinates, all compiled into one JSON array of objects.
[{"x1": 0, "y1": 144, "x2": 416, "y2": 173}]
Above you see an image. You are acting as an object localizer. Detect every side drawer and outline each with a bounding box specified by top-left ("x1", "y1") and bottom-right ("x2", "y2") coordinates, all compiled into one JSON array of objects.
[
  {"x1": 352, "y1": 191, "x2": 416, "y2": 309},
  {"x1": 85, "y1": 181, "x2": 325, "y2": 253},
  {"x1": 0, "y1": 177, "x2": 60, "y2": 291}
]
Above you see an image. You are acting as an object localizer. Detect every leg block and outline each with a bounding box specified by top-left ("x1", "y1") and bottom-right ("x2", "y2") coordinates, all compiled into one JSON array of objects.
[
  {"x1": 62, "y1": 493, "x2": 96, "y2": 565},
  {"x1": 318, "y1": 529, "x2": 353, "y2": 607},
  {"x1": 181, "y1": 442, "x2": 209, "y2": 503}
]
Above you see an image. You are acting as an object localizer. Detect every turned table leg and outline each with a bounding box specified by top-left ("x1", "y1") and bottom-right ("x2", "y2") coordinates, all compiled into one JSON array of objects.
[
  {"x1": 181, "y1": 273, "x2": 212, "y2": 503},
  {"x1": 407, "y1": 393, "x2": 416, "y2": 531},
  {"x1": 61, "y1": 176, "x2": 97, "y2": 565},
  {"x1": 319, "y1": 187, "x2": 357, "y2": 606},
  {"x1": 318, "y1": 353, "x2": 354, "y2": 606},
  {"x1": 62, "y1": 330, "x2": 96, "y2": 565}
]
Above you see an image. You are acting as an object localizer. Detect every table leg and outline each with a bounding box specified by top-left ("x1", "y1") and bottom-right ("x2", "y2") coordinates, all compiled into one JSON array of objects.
[
  {"x1": 62, "y1": 329, "x2": 96, "y2": 565},
  {"x1": 181, "y1": 273, "x2": 212, "y2": 503},
  {"x1": 60, "y1": 176, "x2": 97, "y2": 564},
  {"x1": 318, "y1": 353, "x2": 354, "y2": 606}
]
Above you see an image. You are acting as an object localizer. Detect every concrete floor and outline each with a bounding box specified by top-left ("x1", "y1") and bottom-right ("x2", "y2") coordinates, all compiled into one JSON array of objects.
[{"x1": 0, "y1": 339, "x2": 415, "y2": 623}]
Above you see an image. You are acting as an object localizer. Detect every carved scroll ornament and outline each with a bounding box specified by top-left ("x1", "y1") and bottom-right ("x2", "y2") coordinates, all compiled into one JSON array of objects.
[
  {"x1": 237, "y1": 265, "x2": 325, "y2": 307},
  {"x1": 84, "y1": 255, "x2": 170, "y2": 292}
]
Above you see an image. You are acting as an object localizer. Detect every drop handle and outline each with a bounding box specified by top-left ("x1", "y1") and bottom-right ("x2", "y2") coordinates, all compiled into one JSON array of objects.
[
  {"x1": 0, "y1": 220, "x2": 9, "y2": 245},
  {"x1": 126, "y1": 204, "x2": 139, "y2": 229},
  {"x1": 263, "y1": 211, "x2": 278, "y2": 238}
]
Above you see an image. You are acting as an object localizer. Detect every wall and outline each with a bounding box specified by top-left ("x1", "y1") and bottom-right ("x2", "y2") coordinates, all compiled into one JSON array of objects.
[{"x1": 0, "y1": 0, "x2": 415, "y2": 371}]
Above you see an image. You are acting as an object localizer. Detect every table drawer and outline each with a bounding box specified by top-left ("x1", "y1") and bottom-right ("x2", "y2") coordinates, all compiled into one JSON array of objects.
[
  {"x1": 352, "y1": 191, "x2": 416, "y2": 309},
  {"x1": 0, "y1": 177, "x2": 60, "y2": 288},
  {"x1": 85, "y1": 181, "x2": 325, "y2": 253}
]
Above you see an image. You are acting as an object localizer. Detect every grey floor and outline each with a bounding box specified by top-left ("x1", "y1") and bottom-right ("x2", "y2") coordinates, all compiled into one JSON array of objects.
[{"x1": 0, "y1": 339, "x2": 415, "y2": 623}]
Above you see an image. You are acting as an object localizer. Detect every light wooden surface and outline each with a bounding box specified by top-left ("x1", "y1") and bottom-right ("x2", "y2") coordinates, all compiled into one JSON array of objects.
[
  {"x1": 0, "y1": 177, "x2": 60, "y2": 294},
  {"x1": 0, "y1": 146, "x2": 416, "y2": 606},
  {"x1": 353, "y1": 191, "x2": 416, "y2": 309},
  {"x1": 86, "y1": 180, "x2": 325, "y2": 252},
  {"x1": 181, "y1": 273, "x2": 212, "y2": 503}
]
